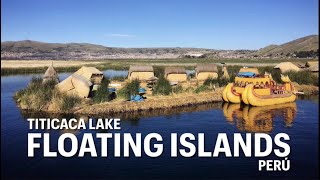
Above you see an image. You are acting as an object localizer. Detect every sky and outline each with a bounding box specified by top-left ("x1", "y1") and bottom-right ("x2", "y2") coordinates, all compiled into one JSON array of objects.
[{"x1": 1, "y1": 0, "x2": 319, "y2": 49}]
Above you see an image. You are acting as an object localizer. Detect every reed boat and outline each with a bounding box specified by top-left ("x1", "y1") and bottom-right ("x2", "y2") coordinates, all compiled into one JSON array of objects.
[
  {"x1": 242, "y1": 75, "x2": 296, "y2": 106},
  {"x1": 222, "y1": 67, "x2": 273, "y2": 103}
]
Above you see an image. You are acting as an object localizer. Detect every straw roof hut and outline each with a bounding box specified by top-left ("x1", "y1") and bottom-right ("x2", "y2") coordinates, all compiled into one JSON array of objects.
[
  {"x1": 239, "y1": 67, "x2": 260, "y2": 74},
  {"x1": 274, "y1": 62, "x2": 304, "y2": 73},
  {"x1": 195, "y1": 64, "x2": 218, "y2": 81},
  {"x1": 305, "y1": 61, "x2": 319, "y2": 71},
  {"x1": 43, "y1": 63, "x2": 59, "y2": 83},
  {"x1": 74, "y1": 66, "x2": 103, "y2": 84},
  {"x1": 164, "y1": 67, "x2": 187, "y2": 82},
  {"x1": 128, "y1": 65, "x2": 154, "y2": 81},
  {"x1": 305, "y1": 61, "x2": 319, "y2": 76},
  {"x1": 56, "y1": 74, "x2": 93, "y2": 98},
  {"x1": 56, "y1": 66, "x2": 103, "y2": 98}
]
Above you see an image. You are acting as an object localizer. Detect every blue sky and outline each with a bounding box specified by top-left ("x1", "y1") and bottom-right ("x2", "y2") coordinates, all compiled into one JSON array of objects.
[{"x1": 1, "y1": 0, "x2": 318, "y2": 49}]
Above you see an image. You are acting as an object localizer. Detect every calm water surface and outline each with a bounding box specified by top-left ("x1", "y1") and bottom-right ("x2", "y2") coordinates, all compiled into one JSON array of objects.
[{"x1": 1, "y1": 71, "x2": 319, "y2": 179}]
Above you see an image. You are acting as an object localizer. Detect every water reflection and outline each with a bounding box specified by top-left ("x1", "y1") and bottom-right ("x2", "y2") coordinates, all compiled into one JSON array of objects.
[
  {"x1": 97, "y1": 103, "x2": 221, "y2": 120},
  {"x1": 3, "y1": 71, "x2": 318, "y2": 179},
  {"x1": 223, "y1": 102, "x2": 297, "y2": 133},
  {"x1": 21, "y1": 102, "x2": 297, "y2": 134},
  {"x1": 20, "y1": 103, "x2": 222, "y2": 134}
]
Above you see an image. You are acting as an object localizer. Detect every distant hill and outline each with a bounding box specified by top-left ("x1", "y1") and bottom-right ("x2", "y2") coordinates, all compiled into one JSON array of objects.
[
  {"x1": 1, "y1": 40, "x2": 217, "y2": 60},
  {"x1": 1, "y1": 40, "x2": 108, "y2": 53},
  {"x1": 1, "y1": 35, "x2": 318, "y2": 60},
  {"x1": 254, "y1": 35, "x2": 319, "y2": 57},
  {"x1": 1, "y1": 40, "x2": 210, "y2": 54}
]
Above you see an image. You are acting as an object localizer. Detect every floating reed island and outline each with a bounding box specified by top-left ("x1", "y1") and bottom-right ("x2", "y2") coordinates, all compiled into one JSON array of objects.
[
  {"x1": 75, "y1": 90, "x2": 223, "y2": 115},
  {"x1": 14, "y1": 63, "x2": 318, "y2": 114}
]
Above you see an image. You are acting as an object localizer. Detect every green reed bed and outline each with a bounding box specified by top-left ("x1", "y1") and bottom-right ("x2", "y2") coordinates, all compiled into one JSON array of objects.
[
  {"x1": 152, "y1": 76, "x2": 172, "y2": 95},
  {"x1": 117, "y1": 79, "x2": 140, "y2": 100},
  {"x1": 14, "y1": 77, "x2": 81, "y2": 111},
  {"x1": 92, "y1": 78, "x2": 111, "y2": 104}
]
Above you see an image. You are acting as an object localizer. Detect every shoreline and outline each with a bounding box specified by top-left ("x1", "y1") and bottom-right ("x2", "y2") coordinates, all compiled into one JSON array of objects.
[
  {"x1": 75, "y1": 91, "x2": 223, "y2": 115},
  {"x1": 1, "y1": 58, "x2": 313, "y2": 76},
  {"x1": 16, "y1": 90, "x2": 224, "y2": 115},
  {"x1": 15, "y1": 85, "x2": 319, "y2": 115}
]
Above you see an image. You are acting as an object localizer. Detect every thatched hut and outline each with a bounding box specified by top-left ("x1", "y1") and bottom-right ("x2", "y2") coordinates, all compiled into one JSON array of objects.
[
  {"x1": 195, "y1": 64, "x2": 218, "y2": 81},
  {"x1": 305, "y1": 61, "x2": 319, "y2": 76},
  {"x1": 239, "y1": 67, "x2": 260, "y2": 74},
  {"x1": 274, "y1": 62, "x2": 304, "y2": 73},
  {"x1": 164, "y1": 67, "x2": 187, "y2": 82},
  {"x1": 74, "y1": 66, "x2": 103, "y2": 84},
  {"x1": 43, "y1": 63, "x2": 59, "y2": 83},
  {"x1": 56, "y1": 74, "x2": 92, "y2": 98},
  {"x1": 128, "y1": 65, "x2": 154, "y2": 81},
  {"x1": 56, "y1": 66, "x2": 103, "y2": 98}
]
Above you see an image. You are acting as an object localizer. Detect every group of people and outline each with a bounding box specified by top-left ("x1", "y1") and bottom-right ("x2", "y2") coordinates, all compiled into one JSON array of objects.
[{"x1": 235, "y1": 81, "x2": 269, "y2": 89}]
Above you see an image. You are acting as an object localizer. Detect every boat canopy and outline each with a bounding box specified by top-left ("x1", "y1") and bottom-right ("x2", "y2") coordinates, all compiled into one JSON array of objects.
[{"x1": 237, "y1": 72, "x2": 256, "y2": 77}]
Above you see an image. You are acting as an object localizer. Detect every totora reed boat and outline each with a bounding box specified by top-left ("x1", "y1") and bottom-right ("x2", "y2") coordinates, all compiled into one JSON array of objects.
[{"x1": 222, "y1": 67, "x2": 297, "y2": 106}]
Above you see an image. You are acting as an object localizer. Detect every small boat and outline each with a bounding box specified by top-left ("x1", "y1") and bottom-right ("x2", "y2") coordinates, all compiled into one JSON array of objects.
[
  {"x1": 223, "y1": 83, "x2": 242, "y2": 103},
  {"x1": 242, "y1": 75, "x2": 297, "y2": 106},
  {"x1": 222, "y1": 67, "x2": 273, "y2": 104},
  {"x1": 222, "y1": 67, "x2": 297, "y2": 106}
]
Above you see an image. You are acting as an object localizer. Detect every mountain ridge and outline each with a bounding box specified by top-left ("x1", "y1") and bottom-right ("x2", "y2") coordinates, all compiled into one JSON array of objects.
[
  {"x1": 254, "y1": 35, "x2": 319, "y2": 56},
  {"x1": 1, "y1": 35, "x2": 318, "y2": 60}
]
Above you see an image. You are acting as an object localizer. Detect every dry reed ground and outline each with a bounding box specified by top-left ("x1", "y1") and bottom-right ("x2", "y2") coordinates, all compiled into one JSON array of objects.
[
  {"x1": 1, "y1": 60, "x2": 279, "y2": 69},
  {"x1": 16, "y1": 81, "x2": 317, "y2": 114},
  {"x1": 75, "y1": 88, "x2": 223, "y2": 115},
  {"x1": 75, "y1": 82, "x2": 318, "y2": 115},
  {"x1": 293, "y1": 82, "x2": 319, "y2": 95}
]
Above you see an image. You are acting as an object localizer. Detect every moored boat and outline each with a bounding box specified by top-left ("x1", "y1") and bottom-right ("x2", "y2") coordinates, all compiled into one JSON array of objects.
[
  {"x1": 225, "y1": 83, "x2": 241, "y2": 103},
  {"x1": 222, "y1": 67, "x2": 297, "y2": 106},
  {"x1": 222, "y1": 67, "x2": 273, "y2": 103},
  {"x1": 242, "y1": 75, "x2": 297, "y2": 106},
  {"x1": 222, "y1": 85, "x2": 229, "y2": 102}
]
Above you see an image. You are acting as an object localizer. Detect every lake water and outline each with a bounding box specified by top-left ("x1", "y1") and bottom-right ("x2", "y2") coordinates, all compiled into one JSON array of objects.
[{"x1": 1, "y1": 71, "x2": 319, "y2": 179}]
